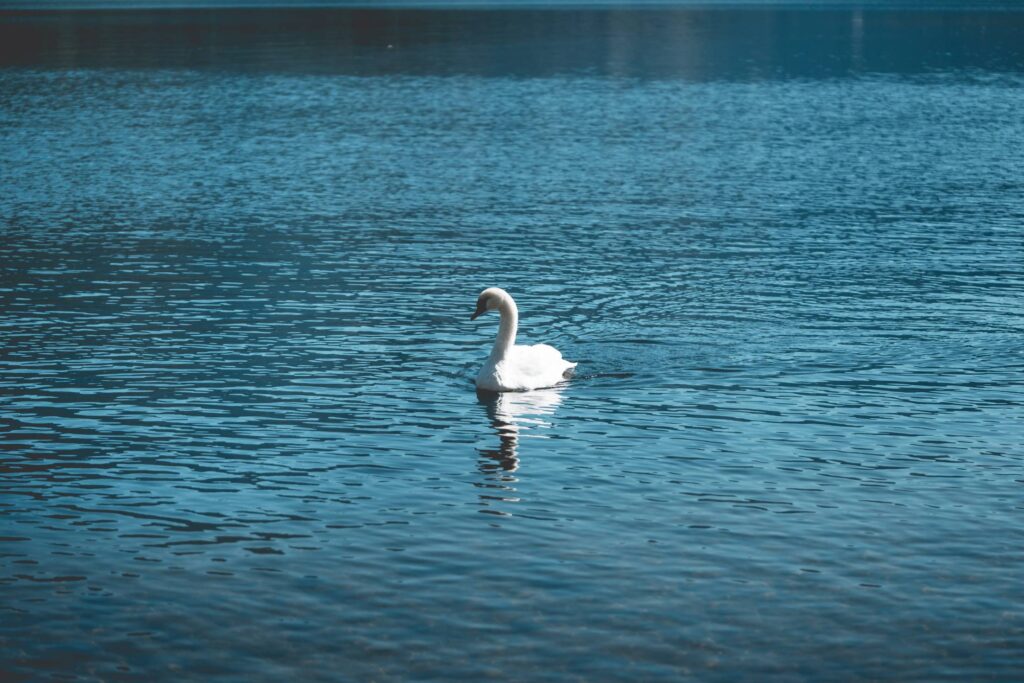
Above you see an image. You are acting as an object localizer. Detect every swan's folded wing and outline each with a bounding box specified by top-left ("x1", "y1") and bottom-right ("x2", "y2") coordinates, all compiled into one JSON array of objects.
[{"x1": 512, "y1": 344, "x2": 576, "y2": 378}]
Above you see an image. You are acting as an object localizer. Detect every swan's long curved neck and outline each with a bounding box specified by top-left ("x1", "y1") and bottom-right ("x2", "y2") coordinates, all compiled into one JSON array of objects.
[{"x1": 490, "y1": 297, "x2": 518, "y2": 360}]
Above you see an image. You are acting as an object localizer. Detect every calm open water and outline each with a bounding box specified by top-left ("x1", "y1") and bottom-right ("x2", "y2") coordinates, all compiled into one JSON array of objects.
[{"x1": 2, "y1": 5, "x2": 1024, "y2": 681}]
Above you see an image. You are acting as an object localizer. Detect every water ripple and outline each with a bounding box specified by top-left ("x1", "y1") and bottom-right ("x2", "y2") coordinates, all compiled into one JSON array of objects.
[{"x1": 3, "y1": 6, "x2": 1024, "y2": 683}]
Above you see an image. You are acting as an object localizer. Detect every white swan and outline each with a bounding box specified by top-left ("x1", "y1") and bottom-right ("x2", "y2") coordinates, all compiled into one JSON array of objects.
[{"x1": 470, "y1": 287, "x2": 576, "y2": 392}]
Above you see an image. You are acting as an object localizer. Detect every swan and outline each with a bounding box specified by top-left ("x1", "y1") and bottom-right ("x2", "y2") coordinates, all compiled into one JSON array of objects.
[{"x1": 470, "y1": 287, "x2": 576, "y2": 392}]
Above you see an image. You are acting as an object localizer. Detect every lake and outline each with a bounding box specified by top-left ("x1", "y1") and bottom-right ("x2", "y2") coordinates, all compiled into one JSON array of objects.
[{"x1": 1, "y1": 4, "x2": 1023, "y2": 681}]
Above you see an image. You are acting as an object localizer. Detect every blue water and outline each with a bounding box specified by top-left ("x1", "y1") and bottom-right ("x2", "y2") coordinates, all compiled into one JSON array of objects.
[{"x1": 2, "y1": 6, "x2": 1024, "y2": 681}]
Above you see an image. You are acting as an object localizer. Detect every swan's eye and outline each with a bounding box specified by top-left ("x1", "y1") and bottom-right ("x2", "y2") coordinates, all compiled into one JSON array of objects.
[{"x1": 471, "y1": 294, "x2": 491, "y2": 320}]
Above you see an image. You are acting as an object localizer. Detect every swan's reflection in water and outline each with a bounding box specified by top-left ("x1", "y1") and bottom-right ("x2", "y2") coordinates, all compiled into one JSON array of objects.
[{"x1": 475, "y1": 387, "x2": 565, "y2": 515}]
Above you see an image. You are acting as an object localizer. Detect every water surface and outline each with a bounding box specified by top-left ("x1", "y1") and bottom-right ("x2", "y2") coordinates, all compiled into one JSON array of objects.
[{"x1": 2, "y1": 6, "x2": 1024, "y2": 682}]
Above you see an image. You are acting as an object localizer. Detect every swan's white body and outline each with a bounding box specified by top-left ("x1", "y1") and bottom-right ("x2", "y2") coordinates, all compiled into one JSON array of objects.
[{"x1": 471, "y1": 288, "x2": 576, "y2": 392}]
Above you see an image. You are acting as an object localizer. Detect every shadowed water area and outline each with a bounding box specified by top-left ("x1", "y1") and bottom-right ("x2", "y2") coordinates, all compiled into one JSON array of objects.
[{"x1": 2, "y1": 5, "x2": 1024, "y2": 681}]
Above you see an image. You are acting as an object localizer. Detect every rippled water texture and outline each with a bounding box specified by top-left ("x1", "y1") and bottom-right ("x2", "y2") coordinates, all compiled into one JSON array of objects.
[{"x1": 2, "y1": 6, "x2": 1024, "y2": 681}]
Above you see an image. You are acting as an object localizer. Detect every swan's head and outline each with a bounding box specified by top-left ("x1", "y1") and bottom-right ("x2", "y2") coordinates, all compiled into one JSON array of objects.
[{"x1": 470, "y1": 287, "x2": 508, "y2": 320}]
